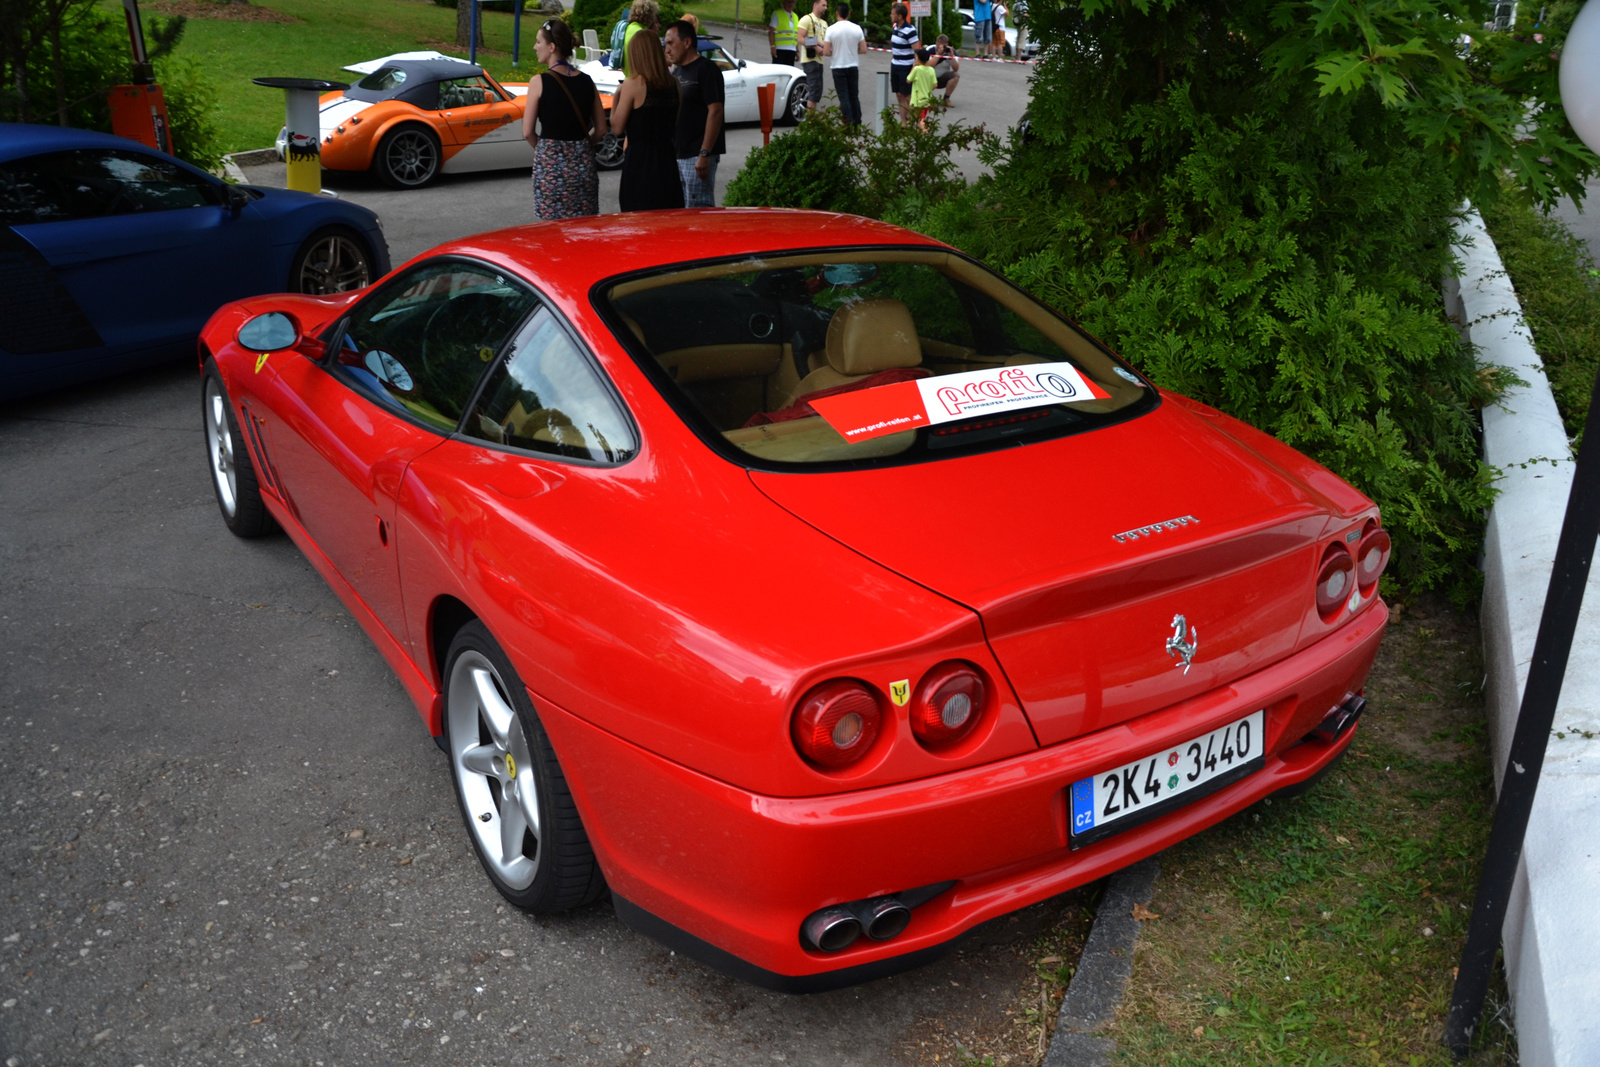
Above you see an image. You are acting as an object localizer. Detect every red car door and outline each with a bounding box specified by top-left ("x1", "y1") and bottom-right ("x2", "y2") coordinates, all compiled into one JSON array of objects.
[{"x1": 252, "y1": 259, "x2": 542, "y2": 646}]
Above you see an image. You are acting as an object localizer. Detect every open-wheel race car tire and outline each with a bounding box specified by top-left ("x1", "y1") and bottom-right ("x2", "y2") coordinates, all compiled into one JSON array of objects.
[
  {"x1": 201, "y1": 361, "x2": 275, "y2": 539},
  {"x1": 290, "y1": 227, "x2": 374, "y2": 295},
  {"x1": 595, "y1": 131, "x2": 624, "y2": 171},
  {"x1": 444, "y1": 620, "x2": 606, "y2": 913},
  {"x1": 782, "y1": 79, "x2": 807, "y2": 125},
  {"x1": 373, "y1": 124, "x2": 442, "y2": 189}
]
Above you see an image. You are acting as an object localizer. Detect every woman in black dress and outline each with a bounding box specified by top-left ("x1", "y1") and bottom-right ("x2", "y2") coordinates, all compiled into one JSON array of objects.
[
  {"x1": 609, "y1": 30, "x2": 684, "y2": 212},
  {"x1": 522, "y1": 20, "x2": 607, "y2": 219}
]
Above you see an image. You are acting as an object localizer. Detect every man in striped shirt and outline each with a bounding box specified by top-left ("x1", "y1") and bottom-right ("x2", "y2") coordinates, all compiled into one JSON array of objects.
[{"x1": 888, "y1": 3, "x2": 919, "y2": 123}]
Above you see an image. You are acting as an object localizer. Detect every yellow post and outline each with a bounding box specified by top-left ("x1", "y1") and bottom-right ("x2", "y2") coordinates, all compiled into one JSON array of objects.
[{"x1": 252, "y1": 77, "x2": 349, "y2": 194}]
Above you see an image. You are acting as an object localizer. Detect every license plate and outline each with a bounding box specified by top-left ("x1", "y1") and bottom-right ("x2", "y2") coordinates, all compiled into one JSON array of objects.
[{"x1": 1068, "y1": 710, "x2": 1265, "y2": 849}]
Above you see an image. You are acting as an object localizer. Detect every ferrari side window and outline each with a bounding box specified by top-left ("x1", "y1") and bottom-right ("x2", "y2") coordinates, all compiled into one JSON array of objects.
[
  {"x1": 334, "y1": 260, "x2": 538, "y2": 433},
  {"x1": 465, "y1": 309, "x2": 637, "y2": 464}
]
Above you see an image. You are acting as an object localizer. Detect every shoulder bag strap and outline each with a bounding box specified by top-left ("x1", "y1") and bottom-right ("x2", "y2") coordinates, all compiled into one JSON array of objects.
[{"x1": 547, "y1": 71, "x2": 590, "y2": 134}]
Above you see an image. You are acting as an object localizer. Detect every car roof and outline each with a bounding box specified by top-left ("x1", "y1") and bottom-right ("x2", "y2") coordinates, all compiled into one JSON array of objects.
[
  {"x1": 373, "y1": 58, "x2": 485, "y2": 83},
  {"x1": 0, "y1": 122, "x2": 162, "y2": 163},
  {"x1": 426, "y1": 209, "x2": 945, "y2": 308}
]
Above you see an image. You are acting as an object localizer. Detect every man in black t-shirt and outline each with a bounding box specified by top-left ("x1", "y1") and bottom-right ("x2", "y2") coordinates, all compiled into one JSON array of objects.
[{"x1": 664, "y1": 21, "x2": 726, "y2": 207}]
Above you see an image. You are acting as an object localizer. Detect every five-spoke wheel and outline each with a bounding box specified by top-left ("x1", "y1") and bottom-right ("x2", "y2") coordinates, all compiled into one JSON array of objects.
[
  {"x1": 444, "y1": 621, "x2": 604, "y2": 911},
  {"x1": 201, "y1": 363, "x2": 273, "y2": 537},
  {"x1": 784, "y1": 80, "x2": 808, "y2": 125},
  {"x1": 595, "y1": 131, "x2": 624, "y2": 171},
  {"x1": 291, "y1": 228, "x2": 373, "y2": 294}
]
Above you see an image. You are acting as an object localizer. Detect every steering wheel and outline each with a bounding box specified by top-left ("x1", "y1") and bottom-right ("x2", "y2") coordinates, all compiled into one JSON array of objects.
[{"x1": 419, "y1": 291, "x2": 507, "y2": 386}]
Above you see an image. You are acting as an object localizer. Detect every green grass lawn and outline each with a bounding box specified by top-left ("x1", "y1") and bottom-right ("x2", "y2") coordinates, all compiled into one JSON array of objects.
[{"x1": 144, "y1": 0, "x2": 550, "y2": 153}]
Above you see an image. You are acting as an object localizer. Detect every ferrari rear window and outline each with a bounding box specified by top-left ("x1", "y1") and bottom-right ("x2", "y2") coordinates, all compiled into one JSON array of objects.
[{"x1": 597, "y1": 249, "x2": 1154, "y2": 468}]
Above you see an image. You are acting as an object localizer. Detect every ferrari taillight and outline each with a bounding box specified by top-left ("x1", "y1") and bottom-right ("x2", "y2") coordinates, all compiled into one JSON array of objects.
[
  {"x1": 792, "y1": 680, "x2": 882, "y2": 768},
  {"x1": 909, "y1": 662, "x2": 988, "y2": 748},
  {"x1": 1355, "y1": 522, "x2": 1390, "y2": 594},
  {"x1": 1315, "y1": 544, "x2": 1355, "y2": 620}
]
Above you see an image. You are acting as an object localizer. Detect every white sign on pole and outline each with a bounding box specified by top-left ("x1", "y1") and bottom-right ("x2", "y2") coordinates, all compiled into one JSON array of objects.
[{"x1": 909, "y1": 0, "x2": 932, "y2": 15}]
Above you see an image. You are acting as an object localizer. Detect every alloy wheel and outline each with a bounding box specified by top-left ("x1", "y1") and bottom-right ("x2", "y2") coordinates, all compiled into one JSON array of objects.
[
  {"x1": 448, "y1": 651, "x2": 541, "y2": 890},
  {"x1": 204, "y1": 377, "x2": 238, "y2": 519},
  {"x1": 296, "y1": 234, "x2": 370, "y2": 294},
  {"x1": 384, "y1": 130, "x2": 438, "y2": 186}
]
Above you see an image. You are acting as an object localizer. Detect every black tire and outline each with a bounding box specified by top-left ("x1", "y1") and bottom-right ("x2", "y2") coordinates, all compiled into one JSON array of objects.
[
  {"x1": 289, "y1": 226, "x2": 374, "y2": 295},
  {"x1": 443, "y1": 620, "x2": 605, "y2": 913},
  {"x1": 781, "y1": 79, "x2": 806, "y2": 125},
  {"x1": 373, "y1": 124, "x2": 441, "y2": 189},
  {"x1": 201, "y1": 361, "x2": 274, "y2": 538},
  {"x1": 595, "y1": 131, "x2": 624, "y2": 171}
]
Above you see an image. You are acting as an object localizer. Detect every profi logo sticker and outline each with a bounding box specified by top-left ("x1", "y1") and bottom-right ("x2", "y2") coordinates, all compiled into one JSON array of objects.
[{"x1": 889, "y1": 680, "x2": 911, "y2": 706}]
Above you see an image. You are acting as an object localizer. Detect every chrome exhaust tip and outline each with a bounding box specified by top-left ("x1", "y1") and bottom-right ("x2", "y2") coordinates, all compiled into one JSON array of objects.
[
  {"x1": 801, "y1": 906, "x2": 862, "y2": 953},
  {"x1": 856, "y1": 897, "x2": 911, "y2": 941},
  {"x1": 1311, "y1": 694, "x2": 1366, "y2": 743}
]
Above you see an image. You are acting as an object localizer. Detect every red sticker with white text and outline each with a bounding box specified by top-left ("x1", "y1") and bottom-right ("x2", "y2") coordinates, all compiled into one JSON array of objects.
[{"x1": 808, "y1": 362, "x2": 1111, "y2": 442}]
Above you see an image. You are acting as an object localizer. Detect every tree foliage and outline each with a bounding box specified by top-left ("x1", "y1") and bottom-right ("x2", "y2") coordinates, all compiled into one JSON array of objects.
[
  {"x1": 0, "y1": 0, "x2": 221, "y2": 170},
  {"x1": 915, "y1": 0, "x2": 1588, "y2": 595},
  {"x1": 724, "y1": 105, "x2": 994, "y2": 219}
]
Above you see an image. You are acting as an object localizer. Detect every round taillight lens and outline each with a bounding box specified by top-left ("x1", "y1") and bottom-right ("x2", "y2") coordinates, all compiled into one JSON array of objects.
[
  {"x1": 1315, "y1": 546, "x2": 1355, "y2": 619},
  {"x1": 910, "y1": 662, "x2": 988, "y2": 747},
  {"x1": 1356, "y1": 527, "x2": 1390, "y2": 592},
  {"x1": 791, "y1": 680, "x2": 881, "y2": 768}
]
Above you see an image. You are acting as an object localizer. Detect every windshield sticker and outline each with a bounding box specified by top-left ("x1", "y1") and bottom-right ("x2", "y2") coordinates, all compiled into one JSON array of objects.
[{"x1": 808, "y1": 362, "x2": 1112, "y2": 442}]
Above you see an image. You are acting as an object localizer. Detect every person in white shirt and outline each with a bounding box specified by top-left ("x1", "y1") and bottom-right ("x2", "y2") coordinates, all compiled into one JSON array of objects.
[{"x1": 822, "y1": 3, "x2": 866, "y2": 125}]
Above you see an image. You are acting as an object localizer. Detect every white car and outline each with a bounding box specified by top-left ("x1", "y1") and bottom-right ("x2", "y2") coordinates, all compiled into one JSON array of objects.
[
  {"x1": 580, "y1": 38, "x2": 809, "y2": 128},
  {"x1": 956, "y1": 7, "x2": 1037, "y2": 58}
]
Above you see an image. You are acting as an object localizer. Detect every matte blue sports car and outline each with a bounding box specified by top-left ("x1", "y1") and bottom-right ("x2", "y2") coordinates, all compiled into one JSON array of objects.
[{"x1": 0, "y1": 124, "x2": 390, "y2": 400}]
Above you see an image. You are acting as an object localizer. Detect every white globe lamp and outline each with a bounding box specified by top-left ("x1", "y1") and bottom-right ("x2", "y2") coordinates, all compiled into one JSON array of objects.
[{"x1": 1561, "y1": 1, "x2": 1600, "y2": 153}]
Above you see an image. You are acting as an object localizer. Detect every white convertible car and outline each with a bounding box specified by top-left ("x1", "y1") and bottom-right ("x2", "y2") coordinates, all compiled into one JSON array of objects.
[{"x1": 580, "y1": 38, "x2": 809, "y2": 129}]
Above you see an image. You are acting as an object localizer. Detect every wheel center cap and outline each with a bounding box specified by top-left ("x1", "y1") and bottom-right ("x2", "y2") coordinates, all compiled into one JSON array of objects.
[{"x1": 504, "y1": 753, "x2": 517, "y2": 779}]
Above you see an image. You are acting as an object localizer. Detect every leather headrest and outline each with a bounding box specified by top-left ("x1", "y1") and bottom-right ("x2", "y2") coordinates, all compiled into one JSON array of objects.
[
  {"x1": 824, "y1": 299, "x2": 922, "y2": 376},
  {"x1": 621, "y1": 314, "x2": 647, "y2": 346}
]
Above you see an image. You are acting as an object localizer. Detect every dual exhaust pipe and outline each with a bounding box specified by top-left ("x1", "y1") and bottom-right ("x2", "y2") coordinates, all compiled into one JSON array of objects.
[
  {"x1": 1310, "y1": 693, "x2": 1366, "y2": 743},
  {"x1": 801, "y1": 895, "x2": 912, "y2": 953}
]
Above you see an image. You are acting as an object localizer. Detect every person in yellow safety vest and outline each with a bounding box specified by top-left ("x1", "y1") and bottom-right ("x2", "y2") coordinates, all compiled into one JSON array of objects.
[
  {"x1": 768, "y1": 0, "x2": 800, "y2": 66},
  {"x1": 622, "y1": 0, "x2": 661, "y2": 76}
]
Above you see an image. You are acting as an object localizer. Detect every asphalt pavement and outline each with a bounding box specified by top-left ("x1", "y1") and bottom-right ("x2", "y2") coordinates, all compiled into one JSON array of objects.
[{"x1": 0, "y1": 46, "x2": 1060, "y2": 1067}]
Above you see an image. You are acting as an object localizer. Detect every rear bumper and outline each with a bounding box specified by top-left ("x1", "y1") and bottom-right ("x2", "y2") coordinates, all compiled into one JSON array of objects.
[{"x1": 537, "y1": 601, "x2": 1387, "y2": 988}]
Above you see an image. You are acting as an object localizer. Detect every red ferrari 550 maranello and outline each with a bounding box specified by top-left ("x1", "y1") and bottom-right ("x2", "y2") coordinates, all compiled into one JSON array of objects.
[{"x1": 198, "y1": 210, "x2": 1389, "y2": 991}]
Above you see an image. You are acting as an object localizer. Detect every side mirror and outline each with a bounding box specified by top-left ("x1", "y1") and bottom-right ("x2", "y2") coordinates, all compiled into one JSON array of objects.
[
  {"x1": 237, "y1": 312, "x2": 301, "y2": 352},
  {"x1": 737, "y1": 59, "x2": 747, "y2": 68},
  {"x1": 225, "y1": 184, "x2": 251, "y2": 218}
]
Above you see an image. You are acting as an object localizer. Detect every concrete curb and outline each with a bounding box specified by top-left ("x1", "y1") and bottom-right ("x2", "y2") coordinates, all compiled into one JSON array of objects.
[
  {"x1": 222, "y1": 148, "x2": 278, "y2": 183},
  {"x1": 1454, "y1": 207, "x2": 1600, "y2": 1067},
  {"x1": 1042, "y1": 859, "x2": 1160, "y2": 1067}
]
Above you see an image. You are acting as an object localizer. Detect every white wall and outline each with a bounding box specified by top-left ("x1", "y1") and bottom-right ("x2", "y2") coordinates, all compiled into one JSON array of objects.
[{"x1": 1457, "y1": 208, "x2": 1600, "y2": 1066}]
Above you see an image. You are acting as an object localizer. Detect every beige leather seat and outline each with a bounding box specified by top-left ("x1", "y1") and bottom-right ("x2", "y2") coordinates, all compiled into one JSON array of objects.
[{"x1": 779, "y1": 298, "x2": 923, "y2": 409}]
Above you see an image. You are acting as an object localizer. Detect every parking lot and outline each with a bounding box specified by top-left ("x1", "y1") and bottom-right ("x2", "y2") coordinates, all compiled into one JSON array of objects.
[{"x1": 0, "y1": 45, "x2": 1059, "y2": 1067}]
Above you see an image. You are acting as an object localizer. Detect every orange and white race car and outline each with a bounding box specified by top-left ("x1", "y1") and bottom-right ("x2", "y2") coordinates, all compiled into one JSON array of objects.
[{"x1": 274, "y1": 52, "x2": 623, "y2": 188}]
